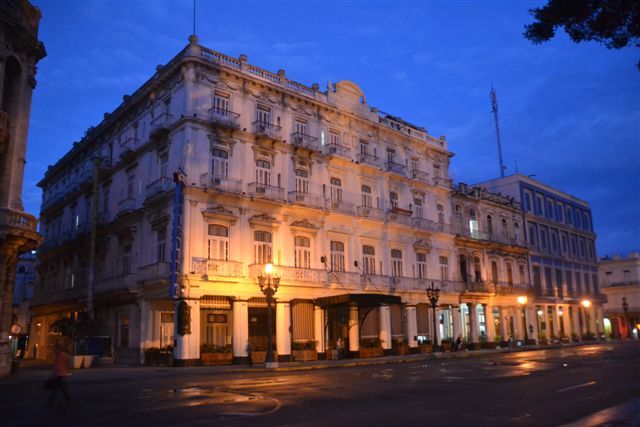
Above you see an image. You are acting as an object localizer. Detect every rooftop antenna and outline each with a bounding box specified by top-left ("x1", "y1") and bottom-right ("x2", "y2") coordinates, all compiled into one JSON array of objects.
[
  {"x1": 490, "y1": 86, "x2": 506, "y2": 178},
  {"x1": 192, "y1": 0, "x2": 196, "y2": 36}
]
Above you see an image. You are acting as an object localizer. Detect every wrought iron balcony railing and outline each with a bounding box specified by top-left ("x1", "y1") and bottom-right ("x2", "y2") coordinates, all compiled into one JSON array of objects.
[
  {"x1": 327, "y1": 198, "x2": 355, "y2": 215},
  {"x1": 209, "y1": 106, "x2": 240, "y2": 129},
  {"x1": 247, "y1": 182, "x2": 284, "y2": 201},
  {"x1": 145, "y1": 177, "x2": 174, "y2": 199},
  {"x1": 192, "y1": 257, "x2": 244, "y2": 278},
  {"x1": 357, "y1": 152, "x2": 379, "y2": 167},
  {"x1": 385, "y1": 161, "x2": 406, "y2": 175},
  {"x1": 253, "y1": 120, "x2": 281, "y2": 139},
  {"x1": 288, "y1": 191, "x2": 323, "y2": 209},
  {"x1": 325, "y1": 143, "x2": 351, "y2": 158},
  {"x1": 410, "y1": 169, "x2": 430, "y2": 184},
  {"x1": 199, "y1": 173, "x2": 242, "y2": 193},
  {"x1": 290, "y1": 132, "x2": 318, "y2": 149},
  {"x1": 356, "y1": 205, "x2": 385, "y2": 221}
]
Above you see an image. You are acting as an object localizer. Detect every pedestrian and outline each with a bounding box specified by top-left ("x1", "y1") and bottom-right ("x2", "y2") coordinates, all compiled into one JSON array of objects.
[
  {"x1": 246, "y1": 340, "x2": 254, "y2": 367},
  {"x1": 47, "y1": 345, "x2": 71, "y2": 407},
  {"x1": 455, "y1": 335, "x2": 462, "y2": 352},
  {"x1": 336, "y1": 338, "x2": 343, "y2": 360}
]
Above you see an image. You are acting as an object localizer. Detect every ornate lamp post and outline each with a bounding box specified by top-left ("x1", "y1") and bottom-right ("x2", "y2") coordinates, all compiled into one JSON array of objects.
[
  {"x1": 622, "y1": 297, "x2": 630, "y2": 339},
  {"x1": 426, "y1": 281, "x2": 440, "y2": 352},
  {"x1": 581, "y1": 299, "x2": 592, "y2": 339},
  {"x1": 258, "y1": 263, "x2": 280, "y2": 365},
  {"x1": 517, "y1": 296, "x2": 528, "y2": 344}
]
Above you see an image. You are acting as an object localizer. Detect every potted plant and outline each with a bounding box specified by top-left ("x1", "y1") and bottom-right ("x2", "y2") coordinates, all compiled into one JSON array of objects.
[
  {"x1": 200, "y1": 344, "x2": 233, "y2": 366},
  {"x1": 571, "y1": 332, "x2": 579, "y2": 342},
  {"x1": 537, "y1": 333, "x2": 548, "y2": 345},
  {"x1": 418, "y1": 339, "x2": 433, "y2": 353},
  {"x1": 144, "y1": 346, "x2": 173, "y2": 366},
  {"x1": 359, "y1": 338, "x2": 383, "y2": 358},
  {"x1": 392, "y1": 338, "x2": 411, "y2": 355},
  {"x1": 50, "y1": 316, "x2": 96, "y2": 369},
  {"x1": 440, "y1": 337, "x2": 453, "y2": 352},
  {"x1": 292, "y1": 340, "x2": 318, "y2": 362},
  {"x1": 251, "y1": 346, "x2": 278, "y2": 364}
]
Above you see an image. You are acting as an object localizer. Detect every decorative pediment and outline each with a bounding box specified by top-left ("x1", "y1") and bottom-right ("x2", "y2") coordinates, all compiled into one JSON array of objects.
[
  {"x1": 208, "y1": 134, "x2": 236, "y2": 152},
  {"x1": 290, "y1": 219, "x2": 320, "y2": 232},
  {"x1": 202, "y1": 205, "x2": 238, "y2": 225},
  {"x1": 248, "y1": 213, "x2": 280, "y2": 229},
  {"x1": 413, "y1": 239, "x2": 432, "y2": 252}
]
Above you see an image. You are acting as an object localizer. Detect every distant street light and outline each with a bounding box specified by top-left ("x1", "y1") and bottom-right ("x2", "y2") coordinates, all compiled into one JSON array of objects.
[
  {"x1": 258, "y1": 263, "x2": 280, "y2": 366},
  {"x1": 581, "y1": 299, "x2": 592, "y2": 339},
  {"x1": 426, "y1": 281, "x2": 441, "y2": 352},
  {"x1": 517, "y1": 296, "x2": 528, "y2": 344}
]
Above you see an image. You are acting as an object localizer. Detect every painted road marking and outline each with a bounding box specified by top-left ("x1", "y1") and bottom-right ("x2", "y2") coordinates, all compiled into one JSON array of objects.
[{"x1": 557, "y1": 381, "x2": 596, "y2": 393}]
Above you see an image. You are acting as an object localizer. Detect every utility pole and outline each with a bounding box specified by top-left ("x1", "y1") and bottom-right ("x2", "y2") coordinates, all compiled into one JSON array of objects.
[{"x1": 490, "y1": 86, "x2": 506, "y2": 178}]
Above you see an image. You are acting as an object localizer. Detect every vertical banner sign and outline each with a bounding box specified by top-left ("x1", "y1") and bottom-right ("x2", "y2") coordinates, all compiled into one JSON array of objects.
[{"x1": 169, "y1": 170, "x2": 186, "y2": 298}]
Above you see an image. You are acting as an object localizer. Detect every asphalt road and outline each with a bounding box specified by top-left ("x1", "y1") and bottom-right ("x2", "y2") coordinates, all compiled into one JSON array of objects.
[{"x1": 2, "y1": 342, "x2": 639, "y2": 426}]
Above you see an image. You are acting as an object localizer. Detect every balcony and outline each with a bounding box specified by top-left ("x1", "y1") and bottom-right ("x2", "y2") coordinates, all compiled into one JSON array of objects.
[
  {"x1": 411, "y1": 169, "x2": 430, "y2": 184},
  {"x1": 324, "y1": 143, "x2": 351, "y2": 158},
  {"x1": 145, "y1": 177, "x2": 173, "y2": 200},
  {"x1": 116, "y1": 197, "x2": 136, "y2": 214},
  {"x1": 200, "y1": 173, "x2": 242, "y2": 194},
  {"x1": 412, "y1": 217, "x2": 437, "y2": 232},
  {"x1": 463, "y1": 281, "x2": 495, "y2": 295},
  {"x1": 0, "y1": 208, "x2": 38, "y2": 234},
  {"x1": 119, "y1": 136, "x2": 140, "y2": 160},
  {"x1": 41, "y1": 192, "x2": 66, "y2": 213},
  {"x1": 356, "y1": 205, "x2": 385, "y2": 221},
  {"x1": 192, "y1": 257, "x2": 244, "y2": 278},
  {"x1": 288, "y1": 191, "x2": 323, "y2": 209},
  {"x1": 386, "y1": 207, "x2": 412, "y2": 226},
  {"x1": 357, "y1": 152, "x2": 379, "y2": 167},
  {"x1": 290, "y1": 132, "x2": 318, "y2": 149},
  {"x1": 253, "y1": 120, "x2": 281, "y2": 139},
  {"x1": 138, "y1": 262, "x2": 170, "y2": 284},
  {"x1": 247, "y1": 182, "x2": 284, "y2": 201},
  {"x1": 209, "y1": 106, "x2": 240, "y2": 129},
  {"x1": 327, "y1": 198, "x2": 355, "y2": 215},
  {"x1": 150, "y1": 113, "x2": 174, "y2": 139},
  {"x1": 493, "y1": 283, "x2": 534, "y2": 296},
  {"x1": 433, "y1": 176, "x2": 453, "y2": 188},
  {"x1": 248, "y1": 264, "x2": 326, "y2": 285},
  {"x1": 385, "y1": 161, "x2": 406, "y2": 176}
]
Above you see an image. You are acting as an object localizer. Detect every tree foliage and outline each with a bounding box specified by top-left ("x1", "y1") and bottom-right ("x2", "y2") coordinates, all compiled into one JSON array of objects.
[{"x1": 523, "y1": 0, "x2": 640, "y2": 68}]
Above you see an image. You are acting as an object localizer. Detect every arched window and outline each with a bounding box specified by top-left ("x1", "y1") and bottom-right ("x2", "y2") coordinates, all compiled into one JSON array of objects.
[
  {"x1": 253, "y1": 230, "x2": 272, "y2": 264},
  {"x1": 491, "y1": 260, "x2": 499, "y2": 284},
  {"x1": 506, "y1": 262, "x2": 513, "y2": 285},
  {"x1": 454, "y1": 205, "x2": 463, "y2": 228},
  {"x1": 469, "y1": 210, "x2": 478, "y2": 238},
  {"x1": 501, "y1": 218, "x2": 508, "y2": 241},
  {"x1": 362, "y1": 245, "x2": 376, "y2": 275},
  {"x1": 208, "y1": 224, "x2": 229, "y2": 260},
  {"x1": 391, "y1": 249, "x2": 403, "y2": 277},
  {"x1": 459, "y1": 255, "x2": 468, "y2": 283},
  {"x1": 486, "y1": 215, "x2": 493, "y2": 238},
  {"x1": 473, "y1": 257, "x2": 482, "y2": 283}
]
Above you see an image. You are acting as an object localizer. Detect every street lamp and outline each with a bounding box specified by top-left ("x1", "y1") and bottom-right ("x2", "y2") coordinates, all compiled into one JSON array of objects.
[
  {"x1": 517, "y1": 296, "x2": 528, "y2": 344},
  {"x1": 581, "y1": 299, "x2": 592, "y2": 339},
  {"x1": 257, "y1": 263, "x2": 280, "y2": 366},
  {"x1": 622, "y1": 297, "x2": 630, "y2": 339},
  {"x1": 426, "y1": 281, "x2": 440, "y2": 352}
]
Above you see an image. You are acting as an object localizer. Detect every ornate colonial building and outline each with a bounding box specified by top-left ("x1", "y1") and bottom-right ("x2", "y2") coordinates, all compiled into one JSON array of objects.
[
  {"x1": 0, "y1": 0, "x2": 45, "y2": 376},
  {"x1": 599, "y1": 253, "x2": 640, "y2": 340},
  {"x1": 30, "y1": 36, "x2": 603, "y2": 365},
  {"x1": 476, "y1": 174, "x2": 607, "y2": 342}
]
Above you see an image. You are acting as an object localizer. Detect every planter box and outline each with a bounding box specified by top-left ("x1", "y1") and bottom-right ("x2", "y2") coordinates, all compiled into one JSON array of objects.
[
  {"x1": 358, "y1": 347, "x2": 383, "y2": 358},
  {"x1": 325, "y1": 349, "x2": 338, "y2": 360},
  {"x1": 292, "y1": 349, "x2": 318, "y2": 362},
  {"x1": 82, "y1": 355, "x2": 94, "y2": 368},
  {"x1": 481, "y1": 342, "x2": 497, "y2": 349},
  {"x1": 419, "y1": 344, "x2": 433, "y2": 353},
  {"x1": 251, "y1": 350, "x2": 278, "y2": 364},
  {"x1": 145, "y1": 352, "x2": 173, "y2": 366},
  {"x1": 201, "y1": 352, "x2": 233, "y2": 366},
  {"x1": 394, "y1": 345, "x2": 411, "y2": 355},
  {"x1": 441, "y1": 342, "x2": 453, "y2": 352},
  {"x1": 70, "y1": 355, "x2": 84, "y2": 369}
]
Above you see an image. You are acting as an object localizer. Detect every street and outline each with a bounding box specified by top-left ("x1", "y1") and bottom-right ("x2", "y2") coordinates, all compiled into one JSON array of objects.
[{"x1": 1, "y1": 342, "x2": 639, "y2": 426}]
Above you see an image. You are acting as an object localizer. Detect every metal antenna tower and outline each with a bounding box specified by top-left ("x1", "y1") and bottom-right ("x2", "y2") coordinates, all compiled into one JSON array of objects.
[{"x1": 490, "y1": 86, "x2": 506, "y2": 178}]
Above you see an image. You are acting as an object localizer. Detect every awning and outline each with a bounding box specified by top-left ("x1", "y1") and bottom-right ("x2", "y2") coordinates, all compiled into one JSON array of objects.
[{"x1": 315, "y1": 293, "x2": 401, "y2": 307}]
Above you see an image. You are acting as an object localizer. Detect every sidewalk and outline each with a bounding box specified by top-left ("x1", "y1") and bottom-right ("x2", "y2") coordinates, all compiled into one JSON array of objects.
[{"x1": 0, "y1": 340, "x2": 612, "y2": 387}]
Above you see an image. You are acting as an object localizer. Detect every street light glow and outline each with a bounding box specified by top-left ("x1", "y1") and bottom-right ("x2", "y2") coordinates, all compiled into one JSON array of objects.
[
  {"x1": 517, "y1": 296, "x2": 527, "y2": 305},
  {"x1": 265, "y1": 263, "x2": 273, "y2": 275},
  {"x1": 581, "y1": 299, "x2": 591, "y2": 308}
]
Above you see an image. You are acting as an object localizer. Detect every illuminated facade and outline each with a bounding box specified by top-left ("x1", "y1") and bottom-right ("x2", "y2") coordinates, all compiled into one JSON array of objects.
[
  {"x1": 0, "y1": 0, "x2": 45, "y2": 376},
  {"x1": 476, "y1": 174, "x2": 606, "y2": 342},
  {"x1": 599, "y1": 253, "x2": 640, "y2": 339},
  {"x1": 30, "y1": 36, "x2": 600, "y2": 365}
]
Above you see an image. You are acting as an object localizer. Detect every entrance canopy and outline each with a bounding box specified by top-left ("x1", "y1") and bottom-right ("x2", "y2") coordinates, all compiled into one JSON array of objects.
[{"x1": 315, "y1": 293, "x2": 401, "y2": 307}]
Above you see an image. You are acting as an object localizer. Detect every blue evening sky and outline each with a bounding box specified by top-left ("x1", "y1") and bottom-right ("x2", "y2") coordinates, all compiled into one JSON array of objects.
[{"x1": 26, "y1": 0, "x2": 639, "y2": 257}]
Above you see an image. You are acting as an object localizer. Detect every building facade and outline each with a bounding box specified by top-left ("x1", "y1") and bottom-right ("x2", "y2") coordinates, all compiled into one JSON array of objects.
[
  {"x1": 476, "y1": 174, "x2": 606, "y2": 342},
  {"x1": 599, "y1": 253, "x2": 640, "y2": 339},
  {"x1": 30, "y1": 37, "x2": 597, "y2": 365},
  {"x1": 0, "y1": 0, "x2": 45, "y2": 376}
]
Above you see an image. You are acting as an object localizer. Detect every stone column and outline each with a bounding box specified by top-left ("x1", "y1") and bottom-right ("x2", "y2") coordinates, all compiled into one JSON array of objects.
[
  {"x1": 406, "y1": 305, "x2": 418, "y2": 348},
  {"x1": 139, "y1": 299, "x2": 152, "y2": 365},
  {"x1": 468, "y1": 303, "x2": 478, "y2": 343},
  {"x1": 276, "y1": 301, "x2": 291, "y2": 362},
  {"x1": 348, "y1": 304, "x2": 359, "y2": 352},
  {"x1": 451, "y1": 305, "x2": 462, "y2": 340},
  {"x1": 314, "y1": 306, "x2": 325, "y2": 354},
  {"x1": 500, "y1": 307, "x2": 510, "y2": 339},
  {"x1": 379, "y1": 305, "x2": 392, "y2": 351},
  {"x1": 173, "y1": 298, "x2": 200, "y2": 366},
  {"x1": 527, "y1": 307, "x2": 539, "y2": 343},
  {"x1": 485, "y1": 304, "x2": 495, "y2": 342},
  {"x1": 589, "y1": 306, "x2": 598, "y2": 339},
  {"x1": 232, "y1": 300, "x2": 249, "y2": 363},
  {"x1": 561, "y1": 307, "x2": 572, "y2": 339}
]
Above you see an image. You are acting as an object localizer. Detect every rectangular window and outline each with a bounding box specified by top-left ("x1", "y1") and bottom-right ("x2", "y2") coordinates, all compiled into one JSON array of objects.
[
  {"x1": 565, "y1": 270, "x2": 573, "y2": 295},
  {"x1": 213, "y1": 92, "x2": 230, "y2": 113},
  {"x1": 212, "y1": 149, "x2": 229, "y2": 178},
  {"x1": 255, "y1": 159, "x2": 271, "y2": 187},
  {"x1": 330, "y1": 178, "x2": 343, "y2": 207},
  {"x1": 123, "y1": 244, "x2": 132, "y2": 274},
  {"x1": 439, "y1": 256, "x2": 449, "y2": 281},
  {"x1": 208, "y1": 224, "x2": 229, "y2": 261},
  {"x1": 330, "y1": 241, "x2": 345, "y2": 272},
  {"x1": 361, "y1": 185, "x2": 372, "y2": 208},
  {"x1": 127, "y1": 173, "x2": 136, "y2": 198},
  {"x1": 533, "y1": 266, "x2": 542, "y2": 294},
  {"x1": 575, "y1": 271, "x2": 582, "y2": 294},
  {"x1": 535, "y1": 196, "x2": 543, "y2": 215},
  {"x1": 416, "y1": 253, "x2": 427, "y2": 279},
  {"x1": 414, "y1": 197, "x2": 423, "y2": 218},
  {"x1": 253, "y1": 230, "x2": 272, "y2": 264},
  {"x1": 159, "y1": 151, "x2": 169, "y2": 178},
  {"x1": 257, "y1": 105, "x2": 271, "y2": 125},
  {"x1": 506, "y1": 263, "x2": 513, "y2": 285},
  {"x1": 519, "y1": 265, "x2": 526, "y2": 285},
  {"x1": 294, "y1": 236, "x2": 311, "y2": 269},
  {"x1": 156, "y1": 227, "x2": 166, "y2": 263},
  {"x1": 329, "y1": 131, "x2": 340, "y2": 146},
  {"x1": 491, "y1": 261, "x2": 499, "y2": 284},
  {"x1": 389, "y1": 191, "x2": 398, "y2": 209},
  {"x1": 544, "y1": 267, "x2": 553, "y2": 295},
  {"x1": 391, "y1": 249, "x2": 403, "y2": 277},
  {"x1": 583, "y1": 273, "x2": 590, "y2": 294},
  {"x1": 295, "y1": 169, "x2": 309, "y2": 195},
  {"x1": 362, "y1": 245, "x2": 376, "y2": 275},
  {"x1": 524, "y1": 191, "x2": 532, "y2": 211},
  {"x1": 119, "y1": 314, "x2": 129, "y2": 347}
]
